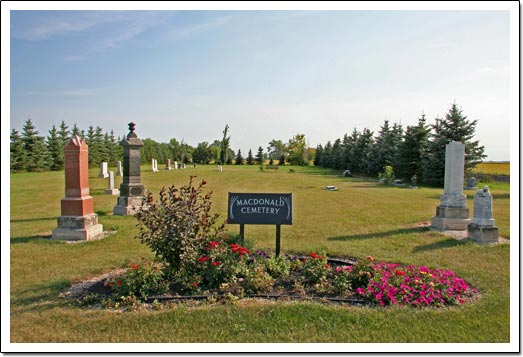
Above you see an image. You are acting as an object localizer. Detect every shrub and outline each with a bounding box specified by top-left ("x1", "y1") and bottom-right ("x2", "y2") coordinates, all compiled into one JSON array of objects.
[
  {"x1": 259, "y1": 255, "x2": 291, "y2": 279},
  {"x1": 135, "y1": 177, "x2": 226, "y2": 283},
  {"x1": 379, "y1": 165, "x2": 395, "y2": 184},
  {"x1": 104, "y1": 260, "x2": 169, "y2": 300},
  {"x1": 302, "y1": 252, "x2": 330, "y2": 285}
]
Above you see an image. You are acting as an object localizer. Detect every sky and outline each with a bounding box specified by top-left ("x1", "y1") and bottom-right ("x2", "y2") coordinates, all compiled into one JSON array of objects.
[{"x1": 6, "y1": 3, "x2": 517, "y2": 162}]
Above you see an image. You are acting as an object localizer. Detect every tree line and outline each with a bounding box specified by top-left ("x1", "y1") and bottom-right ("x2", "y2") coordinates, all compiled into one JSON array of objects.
[
  {"x1": 10, "y1": 102, "x2": 486, "y2": 187},
  {"x1": 314, "y1": 103, "x2": 486, "y2": 186}
]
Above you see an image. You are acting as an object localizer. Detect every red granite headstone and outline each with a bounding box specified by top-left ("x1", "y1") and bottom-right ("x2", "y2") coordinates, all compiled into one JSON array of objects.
[{"x1": 52, "y1": 135, "x2": 103, "y2": 241}]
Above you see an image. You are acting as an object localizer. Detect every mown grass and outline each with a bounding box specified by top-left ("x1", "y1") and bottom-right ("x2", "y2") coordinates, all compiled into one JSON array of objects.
[{"x1": 8, "y1": 165, "x2": 512, "y2": 346}]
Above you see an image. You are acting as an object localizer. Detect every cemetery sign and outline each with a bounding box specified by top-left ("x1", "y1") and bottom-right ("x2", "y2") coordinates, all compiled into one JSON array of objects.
[{"x1": 228, "y1": 193, "x2": 292, "y2": 225}]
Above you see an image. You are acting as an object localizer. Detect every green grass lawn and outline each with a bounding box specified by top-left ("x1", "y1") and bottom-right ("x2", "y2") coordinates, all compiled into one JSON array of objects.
[{"x1": 7, "y1": 164, "x2": 513, "y2": 349}]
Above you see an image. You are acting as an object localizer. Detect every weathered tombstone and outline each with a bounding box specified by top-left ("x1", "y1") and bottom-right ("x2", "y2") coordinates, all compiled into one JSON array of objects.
[
  {"x1": 342, "y1": 170, "x2": 352, "y2": 177},
  {"x1": 165, "y1": 159, "x2": 172, "y2": 171},
  {"x1": 181, "y1": 163, "x2": 186, "y2": 169},
  {"x1": 218, "y1": 165, "x2": 223, "y2": 172},
  {"x1": 464, "y1": 177, "x2": 478, "y2": 190},
  {"x1": 113, "y1": 122, "x2": 145, "y2": 216},
  {"x1": 431, "y1": 141, "x2": 471, "y2": 230},
  {"x1": 152, "y1": 159, "x2": 158, "y2": 172},
  {"x1": 52, "y1": 135, "x2": 103, "y2": 241},
  {"x1": 393, "y1": 179, "x2": 404, "y2": 186},
  {"x1": 410, "y1": 175, "x2": 418, "y2": 189},
  {"x1": 174, "y1": 161, "x2": 178, "y2": 170},
  {"x1": 116, "y1": 161, "x2": 123, "y2": 176},
  {"x1": 98, "y1": 161, "x2": 109, "y2": 178},
  {"x1": 468, "y1": 186, "x2": 499, "y2": 242},
  {"x1": 104, "y1": 171, "x2": 119, "y2": 195}
]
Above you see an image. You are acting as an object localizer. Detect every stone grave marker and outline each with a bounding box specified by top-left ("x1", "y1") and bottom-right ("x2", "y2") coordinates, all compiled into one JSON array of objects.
[
  {"x1": 165, "y1": 159, "x2": 172, "y2": 170},
  {"x1": 113, "y1": 122, "x2": 145, "y2": 216},
  {"x1": 98, "y1": 161, "x2": 109, "y2": 178},
  {"x1": 464, "y1": 177, "x2": 478, "y2": 190},
  {"x1": 468, "y1": 186, "x2": 499, "y2": 242},
  {"x1": 104, "y1": 171, "x2": 119, "y2": 195},
  {"x1": 52, "y1": 135, "x2": 103, "y2": 241},
  {"x1": 174, "y1": 161, "x2": 178, "y2": 170},
  {"x1": 431, "y1": 141, "x2": 471, "y2": 230},
  {"x1": 116, "y1": 160, "x2": 123, "y2": 176}
]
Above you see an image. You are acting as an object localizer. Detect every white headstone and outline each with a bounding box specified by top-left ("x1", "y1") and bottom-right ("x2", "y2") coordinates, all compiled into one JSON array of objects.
[
  {"x1": 116, "y1": 161, "x2": 123, "y2": 176},
  {"x1": 98, "y1": 162, "x2": 109, "y2": 178},
  {"x1": 174, "y1": 161, "x2": 178, "y2": 170},
  {"x1": 440, "y1": 141, "x2": 467, "y2": 207},
  {"x1": 105, "y1": 171, "x2": 119, "y2": 195},
  {"x1": 218, "y1": 165, "x2": 223, "y2": 172},
  {"x1": 471, "y1": 186, "x2": 495, "y2": 226}
]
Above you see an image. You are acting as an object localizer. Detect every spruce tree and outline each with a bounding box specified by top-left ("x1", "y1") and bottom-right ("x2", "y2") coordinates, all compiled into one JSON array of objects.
[
  {"x1": 278, "y1": 153, "x2": 285, "y2": 166},
  {"x1": 219, "y1": 124, "x2": 231, "y2": 165},
  {"x1": 21, "y1": 118, "x2": 48, "y2": 172},
  {"x1": 422, "y1": 103, "x2": 486, "y2": 186},
  {"x1": 314, "y1": 144, "x2": 323, "y2": 166},
  {"x1": 46, "y1": 125, "x2": 64, "y2": 171},
  {"x1": 10, "y1": 129, "x2": 25, "y2": 172},
  {"x1": 247, "y1": 149, "x2": 254, "y2": 165},
  {"x1": 395, "y1": 113, "x2": 430, "y2": 181},
  {"x1": 235, "y1": 149, "x2": 244, "y2": 165},
  {"x1": 255, "y1": 146, "x2": 264, "y2": 165}
]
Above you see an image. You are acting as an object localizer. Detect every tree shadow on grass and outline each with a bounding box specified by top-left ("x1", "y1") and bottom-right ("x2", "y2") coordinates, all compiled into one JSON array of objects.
[
  {"x1": 11, "y1": 234, "x2": 56, "y2": 244},
  {"x1": 328, "y1": 226, "x2": 430, "y2": 241},
  {"x1": 12, "y1": 279, "x2": 71, "y2": 312},
  {"x1": 412, "y1": 238, "x2": 472, "y2": 253},
  {"x1": 10, "y1": 217, "x2": 56, "y2": 223}
]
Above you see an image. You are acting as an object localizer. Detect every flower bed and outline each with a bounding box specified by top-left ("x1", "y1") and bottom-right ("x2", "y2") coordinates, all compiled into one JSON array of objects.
[{"x1": 73, "y1": 245, "x2": 479, "y2": 310}]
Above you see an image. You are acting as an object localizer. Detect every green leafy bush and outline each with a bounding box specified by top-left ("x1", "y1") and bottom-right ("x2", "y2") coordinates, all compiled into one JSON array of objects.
[
  {"x1": 302, "y1": 252, "x2": 330, "y2": 285},
  {"x1": 135, "y1": 177, "x2": 226, "y2": 283},
  {"x1": 104, "y1": 260, "x2": 169, "y2": 300},
  {"x1": 379, "y1": 165, "x2": 395, "y2": 184}
]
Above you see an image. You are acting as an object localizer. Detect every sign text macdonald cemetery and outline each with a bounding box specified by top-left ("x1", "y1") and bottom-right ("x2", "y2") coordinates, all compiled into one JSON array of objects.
[{"x1": 227, "y1": 193, "x2": 292, "y2": 225}]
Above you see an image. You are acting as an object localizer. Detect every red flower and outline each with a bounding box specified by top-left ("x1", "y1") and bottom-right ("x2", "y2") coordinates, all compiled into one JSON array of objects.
[
  {"x1": 116, "y1": 280, "x2": 122, "y2": 285},
  {"x1": 199, "y1": 256, "x2": 210, "y2": 262},
  {"x1": 192, "y1": 282, "x2": 198, "y2": 287},
  {"x1": 395, "y1": 270, "x2": 405, "y2": 276},
  {"x1": 325, "y1": 263, "x2": 330, "y2": 269},
  {"x1": 132, "y1": 264, "x2": 138, "y2": 269},
  {"x1": 309, "y1": 253, "x2": 318, "y2": 259},
  {"x1": 209, "y1": 241, "x2": 220, "y2": 249},
  {"x1": 212, "y1": 261, "x2": 221, "y2": 266},
  {"x1": 108, "y1": 283, "x2": 113, "y2": 288}
]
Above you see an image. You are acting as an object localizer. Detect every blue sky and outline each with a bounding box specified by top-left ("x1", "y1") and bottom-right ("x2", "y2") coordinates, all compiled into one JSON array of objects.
[{"x1": 6, "y1": 3, "x2": 516, "y2": 161}]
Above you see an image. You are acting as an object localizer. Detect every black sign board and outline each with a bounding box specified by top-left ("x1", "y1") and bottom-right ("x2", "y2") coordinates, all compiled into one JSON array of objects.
[{"x1": 228, "y1": 193, "x2": 292, "y2": 225}]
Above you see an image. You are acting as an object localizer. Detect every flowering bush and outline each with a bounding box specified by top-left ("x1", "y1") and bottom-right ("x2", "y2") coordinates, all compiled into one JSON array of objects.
[
  {"x1": 354, "y1": 261, "x2": 478, "y2": 307},
  {"x1": 302, "y1": 252, "x2": 330, "y2": 285},
  {"x1": 135, "y1": 177, "x2": 226, "y2": 283},
  {"x1": 104, "y1": 259, "x2": 169, "y2": 300}
]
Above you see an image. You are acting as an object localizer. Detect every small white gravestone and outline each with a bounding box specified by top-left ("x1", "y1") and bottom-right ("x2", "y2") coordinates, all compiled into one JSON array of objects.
[
  {"x1": 468, "y1": 186, "x2": 499, "y2": 242},
  {"x1": 218, "y1": 165, "x2": 223, "y2": 172},
  {"x1": 98, "y1": 162, "x2": 109, "y2": 178},
  {"x1": 174, "y1": 161, "x2": 178, "y2": 170},
  {"x1": 152, "y1": 159, "x2": 158, "y2": 172},
  {"x1": 105, "y1": 171, "x2": 120, "y2": 195},
  {"x1": 116, "y1": 161, "x2": 123, "y2": 176},
  {"x1": 181, "y1": 163, "x2": 186, "y2": 169}
]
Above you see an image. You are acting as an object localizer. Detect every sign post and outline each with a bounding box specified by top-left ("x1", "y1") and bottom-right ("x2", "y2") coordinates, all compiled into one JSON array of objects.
[{"x1": 227, "y1": 193, "x2": 292, "y2": 256}]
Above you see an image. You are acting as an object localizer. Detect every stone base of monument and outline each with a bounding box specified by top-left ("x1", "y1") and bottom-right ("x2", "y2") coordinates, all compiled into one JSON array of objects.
[
  {"x1": 105, "y1": 188, "x2": 120, "y2": 195},
  {"x1": 431, "y1": 206, "x2": 471, "y2": 230},
  {"x1": 52, "y1": 213, "x2": 103, "y2": 241},
  {"x1": 468, "y1": 223, "x2": 499, "y2": 243},
  {"x1": 113, "y1": 196, "x2": 144, "y2": 215}
]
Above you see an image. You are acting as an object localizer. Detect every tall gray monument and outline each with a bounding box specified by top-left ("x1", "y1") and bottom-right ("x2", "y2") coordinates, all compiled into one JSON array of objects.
[
  {"x1": 468, "y1": 186, "x2": 499, "y2": 242},
  {"x1": 431, "y1": 141, "x2": 471, "y2": 230},
  {"x1": 113, "y1": 122, "x2": 145, "y2": 215}
]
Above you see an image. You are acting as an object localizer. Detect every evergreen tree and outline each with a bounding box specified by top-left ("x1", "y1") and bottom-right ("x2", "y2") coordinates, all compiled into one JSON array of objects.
[
  {"x1": 395, "y1": 113, "x2": 430, "y2": 181},
  {"x1": 247, "y1": 149, "x2": 254, "y2": 165},
  {"x1": 95, "y1": 126, "x2": 109, "y2": 164},
  {"x1": 71, "y1": 124, "x2": 82, "y2": 137},
  {"x1": 219, "y1": 124, "x2": 231, "y2": 165},
  {"x1": 332, "y1": 138, "x2": 344, "y2": 169},
  {"x1": 235, "y1": 149, "x2": 244, "y2": 165},
  {"x1": 10, "y1": 129, "x2": 25, "y2": 172},
  {"x1": 351, "y1": 128, "x2": 374, "y2": 176},
  {"x1": 278, "y1": 154, "x2": 286, "y2": 166},
  {"x1": 46, "y1": 125, "x2": 64, "y2": 171},
  {"x1": 21, "y1": 118, "x2": 48, "y2": 172},
  {"x1": 422, "y1": 103, "x2": 486, "y2": 186},
  {"x1": 314, "y1": 144, "x2": 324, "y2": 166},
  {"x1": 370, "y1": 120, "x2": 402, "y2": 176},
  {"x1": 255, "y1": 146, "x2": 264, "y2": 165},
  {"x1": 344, "y1": 129, "x2": 360, "y2": 172}
]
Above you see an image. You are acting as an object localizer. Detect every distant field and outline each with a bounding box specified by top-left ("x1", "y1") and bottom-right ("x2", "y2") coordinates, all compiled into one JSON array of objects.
[{"x1": 473, "y1": 162, "x2": 510, "y2": 176}]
